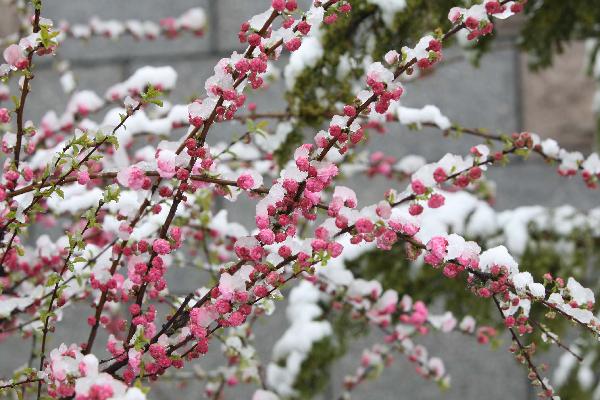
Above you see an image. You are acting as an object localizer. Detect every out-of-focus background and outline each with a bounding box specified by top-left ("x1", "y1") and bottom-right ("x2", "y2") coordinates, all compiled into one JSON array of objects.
[{"x1": 0, "y1": 1, "x2": 598, "y2": 399}]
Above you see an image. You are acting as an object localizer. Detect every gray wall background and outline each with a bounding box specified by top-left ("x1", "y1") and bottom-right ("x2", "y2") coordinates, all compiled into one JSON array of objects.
[{"x1": 1, "y1": 1, "x2": 598, "y2": 399}]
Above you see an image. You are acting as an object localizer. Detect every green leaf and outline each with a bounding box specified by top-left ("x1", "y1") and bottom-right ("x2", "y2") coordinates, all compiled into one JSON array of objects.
[
  {"x1": 515, "y1": 148, "x2": 531, "y2": 158},
  {"x1": 103, "y1": 185, "x2": 121, "y2": 203},
  {"x1": 106, "y1": 135, "x2": 120, "y2": 150},
  {"x1": 141, "y1": 85, "x2": 164, "y2": 108},
  {"x1": 46, "y1": 273, "x2": 60, "y2": 287},
  {"x1": 246, "y1": 119, "x2": 256, "y2": 132},
  {"x1": 11, "y1": 95, "x2": 20, "y2": 109}
]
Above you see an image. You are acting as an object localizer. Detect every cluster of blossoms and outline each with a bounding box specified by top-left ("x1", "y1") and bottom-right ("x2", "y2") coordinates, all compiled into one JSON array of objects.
[
  {"x1": 536, "y1": 136, "x2": 600, "y2": 187},
  {"x1": 342, "y1": 344, "x2": 395, "y2": 392},
  {"x1": 44, "y1": 344, "x2": 145, "y2": 399},
  {"x1": 1, "y1": 1, "x2": 600, "y2": 400},
  {"x1": 316, "y1": 255, "x2": 498, "y2": 378},
  {"x1": 249, "y1": 36, "x2": 443, "y2": 254},
  {"x1": 106, "y1": 66, "x2": 178, "y2": 103},
  {"x1": 61, "y1": 8, "x2": 207, "y2": 40},
  {"x1": 356, "y1": 99, "x2": 600, "y2": 189},
  {"x1": 449, "y1": 1, "x2": 525, "y2": 40},
  {"x1": 1, "y1": 18, "x2": 56, "y2": 75}
]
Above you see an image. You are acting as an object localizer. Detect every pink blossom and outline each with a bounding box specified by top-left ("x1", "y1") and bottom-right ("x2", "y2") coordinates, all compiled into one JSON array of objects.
[
  {"x1": 237, "y1": 170, "x2": 262, "y2": 191},
  {"x1": 324, "y1": 14, "x2": 338, "y2": 25},
  {"x1": 356, "y1": 218, "x2": 374, "y2": 234},
  {"x1": 156, "y1": 149, "x2": 177, "y2": 178},
  {"x1": 333, "y1": 186, "x2": 357, "y2": 208},
  {"x1": 409, "y1": 203, "x2": 423, "y2": 216},
  {"x1": 433, "y1": 167, "x2": 447, "y2": 183},
  {"x1": 411, "y1": 179, "x2": 426, "y2": 195},
  {"x1": 116, "y1": 165, "x2": 146, "y2": 190},
  {"x1": 485, "y1": 1, "x2": 503, "y2": 14},
  {"x1": 427, "y1": 193, "x2": 445, "y2": 208},
  {"x1": 77, "y1": 171, "x2": 90, "y2": 185},
  {"x1": 0, "y1": 108, "x2": 10, "y2": 123},
  {"x1": 257, "y1": 229, "x2": 275, "y2": 244},
  {"x1": 297, "y1": 20, "x2": 311, "y2": 35},
  {"x1": 227, "y1": 311, "x2": 245, "y2": 326},
  {"x1": 272, "y1": 0, "x2": 285, "y2": 11},
  {"x1": 153, "y1": 239, "x2": 171, "y2": 255},
  {"x1": 511, "y1": 3, "x2": 523, "y2": 13},
  {"x1": 343, "y1": 105, "x2": 356, "y2": 117},
  {"x1": 448, "y1": 7, "x2": 463, "y2": 22},
  {"x1": 425, "y1": 236, "x2": 448, "y2": 265},
  {"x1": 328, "y1": 242, "x2": 344, "y2": 257},
  {"x1": 237, "y1": 173, "x2": 254, "y2": 190},
  {"x1": 3, "y1": 44, "x2": 28, "y2": 69},
  {"x1": 285, "y1": 37, "x2": 302, "y2": 51},
  {"x1": 377, "y1": 229, "x2": 397, "y2": 250},
  {"x1": 190, "y1": 306, "x2": 217, "y2": 329}
]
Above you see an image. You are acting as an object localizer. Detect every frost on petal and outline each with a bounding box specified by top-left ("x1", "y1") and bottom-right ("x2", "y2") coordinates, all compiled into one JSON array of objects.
[
  {"x1": 448, "y1": 7, "x2": 463, "y2": 22},
  {"x1": 332, "y1": 186, "x2": 357, "y2": 207},
  {"x1": 403, "y1": 35, "x2": 434, "y2": 61},
  {"x1": 493, "y1": 3, "x2": 516, "y2": 19},
  {"x1": 385, "y1": 50, "x2": 400, "y2": 65},
  {"x1": 428, "y1": 311, "x2": 457, "y2": 333},
  {"x1": 567, "y1": 308, "x2": 594, "y2": 324},
  {"x1": 249, "y1": 9, "x2": 273, "y2": 31},
  {"x1": 547, "y1": 292, "x2": 564, "y2": 306},
  {"x1": 219, "y1": 273, "x2": 246, "y2": 299},
  {"x1": 566, "y1": 278, "x2": 595, "y2": 306},
  {"x1": 3, "y1": 44, "x2": 26, "y2": 67},
  {"x1": 459, "y1": 315, "x2": 476, "y2": 333},
  {"x1": 189, "y1": 97, "x2": 217, "y2": 120},
  {"x1": 156, "y1": 149, "x2": 177, "y2": 178},
  {"x1": 306, "y1": 5, "x2": 325, "y2": 26},
  {"x1": 132, "y1": 66, "x2": 176, "y2": 92},
  {"x1": 117, "y1": 165, "x2": 146, "y2": 190},
  {"x1": 66, "y1": 90, "x2": 104, "y2": 116},
  {"x1": 512, "y1": 272, "x2": 533, "y2": 292},
  {"x1": 478, "y1": 245, "x2": 518, "y2": 275},
  {"x1": 558, "y1": 149, "x2": 583, "y2": 173},
  {"x1": 465, "y1": 4, "x2": 487, "y2": 21},
  {"x1": 540, "y1": 138, "x2": 560, "y2": 158},
  {"x1": 178, "y1": 8, "x2": 207, "y2": 31},
  {"x1": 281, "y1": 165, "x2": 308, "y2": 182},
  {"x1": 366, "y1": 62, "x2": 394, "y2": 84},
  {"x1": 446, "y1": 234, "x2": 472, "y2": 261},
  {"x1": 397, "y1": 105, "x2": 451, "y2": 130},
  {"x1": 582, "y1": 153, "x2": 600, "y2": 174},
  {"x1": 2, "y1": 132, "x2": 16, "y2": 148},
  {"x1": 528, "y1": 282, "x2": 545, "y2": 298},
  {"x1": 471, "y1": 144, "x2": 490, "y2": 159}
]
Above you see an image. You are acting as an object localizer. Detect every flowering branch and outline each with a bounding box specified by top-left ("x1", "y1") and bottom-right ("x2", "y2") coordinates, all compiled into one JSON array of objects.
[
  {"x1": 2, "y1": 1, "x2": 600, "y2": 399},
  {"x1": 13, "y1": 4, "x2": 41, "y2": 170}
]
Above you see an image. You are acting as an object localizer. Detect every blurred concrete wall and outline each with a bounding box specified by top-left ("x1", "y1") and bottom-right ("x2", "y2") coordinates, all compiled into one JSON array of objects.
[{"x1": 1, "y1": 1, "x2": 599, "y2": 399}]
